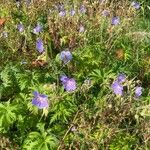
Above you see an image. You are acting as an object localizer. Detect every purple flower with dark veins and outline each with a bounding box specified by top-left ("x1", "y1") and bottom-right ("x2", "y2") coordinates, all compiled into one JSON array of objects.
[
  {"x1": 135, "y1": 86, "x2": 142, "y2": 97},
  {"x1": 117, "y1": 73, "x2": 126, "y2": 83},
  {"x1": 111, "y1": 17, "x2": 120, "y2": 25},
  {"x1": 111, "y1": 81, "x2": 123, "y2": 96},
  {"x1": 60, "y1": 50, "x2": 72, "y2": 64},
  {"x1": 17, "y1": 23, "x2": 24, "y2": 32},
  {"x1": 131, "y1": 1, "x2": 140, "y2": 9},
  {"x1": 36, "y1": 39, "x2": 44, "y2": 53},
  {"x1": 32, "y1": 91, "x2": 49, "y2": 109},
  {"x1": 33, "y1": 23, "x2": 42, "y2": 34}
]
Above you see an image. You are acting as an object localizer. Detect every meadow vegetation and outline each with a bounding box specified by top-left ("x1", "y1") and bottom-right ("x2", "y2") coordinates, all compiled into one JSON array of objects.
[{"x1": 0, "y1": 0, "x2": 149, "y2": 149}]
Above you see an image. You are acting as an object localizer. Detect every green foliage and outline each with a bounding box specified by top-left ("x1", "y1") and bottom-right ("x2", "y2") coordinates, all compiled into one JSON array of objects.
[
  {"x1": 23, "y1": 123, "x2": 58, "y2": 150},
  {"x1": 0, "y1": 0, "x2": 149, "y2": 149},
  {"x1": 109, "y1": 133, "x2": 138, "y2": 150},
  {"x1": 0, "y1": 101, "x2": 18, "y2": 132}
]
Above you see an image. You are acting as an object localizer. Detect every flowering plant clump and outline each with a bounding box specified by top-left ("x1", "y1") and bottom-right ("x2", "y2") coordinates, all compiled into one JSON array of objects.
[{"x1": 0, "y1": 0, "x2": 149, "y2": 149}]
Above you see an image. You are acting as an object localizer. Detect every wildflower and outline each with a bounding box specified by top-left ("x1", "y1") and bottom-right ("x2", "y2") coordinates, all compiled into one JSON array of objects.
[
  {"x1": 117, "y1": 73, "x2": 126, "y2": 83},
  {"x1": 59, "y1": 10, "x2": 66, "y2": 17},
  {"x1": 70, "y1": 9, "x2": 76, "y2": 16},
  {"x1": 135, "y1": 86, "x2": 142, "y2": 97},
  {"x1": 79, "y1": 5, "x2": 86, "y2": 13},
  {"x1": 64, "y1": 78, "x2": 77, "y2": 91},
  {"x1": 131, "y1": 1, "x2": 140, "y2": 9},
  {"x1": 17, "y1": 23, "x2": 24, "y2": 32},
  {"x1": 102, "y1": 10, "x2": 109, "y2": 17},
  {"x1": 79, "y1": 25, "x2": 85, "y2": 33},
  {"x1": 111, "y1": 81, "x2": 123, "y2": 96},
  {"x1": 111, "y1": 17, "x2": 120, "y2": 25},
  {"x1": 32, "y1": 91, "x2": 49, "y2": 109},
  {"x1": 60, "y1": 76, "x2": 77, "y2": 92},
  {"x1": 60, "y1": 75, "x2": 68, "y2": 84},
  {"x1": 33, "y1": 23, "x2": 42, "y2": 34},
  {"x1": 36, "y1": 39, "x2": 44, "y2": 53},
  {"x1": 60, "y1": 50, "x2": 72, "y2": 64}
]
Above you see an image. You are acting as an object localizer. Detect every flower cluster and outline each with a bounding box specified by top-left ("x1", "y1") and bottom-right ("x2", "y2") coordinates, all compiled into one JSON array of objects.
[
  {"x1": 111, "y1": 74, "x2": 142, "y2": 97},
  {"x1": 60, "y1": 75, "x2": 77, "y2": 92},
  {"x1": 111, "y1": 74, "x2": 125, "y2": 96}
]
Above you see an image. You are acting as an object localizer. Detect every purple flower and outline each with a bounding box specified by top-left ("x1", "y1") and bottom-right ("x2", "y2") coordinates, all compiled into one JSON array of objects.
[
  {"x1": 60, "y1": 50, "x2": 72, "y2": 64},
  {"x1": 17, "y1": 24, "x2": 24, "y2": 32},
  {"x1": 36, "y1": 39, "x2": 44, "y2": 53},
  {"x1": 111, "y1": 17, "x2": 120, "y2": 25},
  {"x1": 32, "y1": 91, "x2": 49, "y2": 109},
  {"x1": 33, "y1": 23, "x2": 42, "y2": 34},
  {"x1": 64, "y1": 78, "x2": 77, "y2": 91},
  {"x1": 135, "y1": 86, "x2": 142, "y2": 97},
  {"x1": 79, "y1": 5, "x2": 86, "y2": 14},
  {"x1": 79, "y1": 25, "x2": 85, "y2": 33},
  {"x1": 117, "y1": 74, "x2": 126, "y2": 83},
  {"x1": 60, "y1": 75, "x2": 68, "y2": 84},
  {"x1": 60, "y1": 76, "x2": 77, "y2": 92},
  {"x1": 70, "y1": 9, "x2": 76, "y2": 16},
  {"x1": 111, "y1": 81, "x2": 123, "y2": 96},
  {"x1": 131, "y1": 1, "x2": 140, "y2": 9},
  {"x1": 102, "y1": 10, "x2": 109, "y2": 17},
  {"x1": 59, "y1": 10, "x2": 66, "y2": 17}
]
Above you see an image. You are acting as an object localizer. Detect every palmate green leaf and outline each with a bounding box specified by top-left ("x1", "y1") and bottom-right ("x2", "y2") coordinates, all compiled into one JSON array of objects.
[
  {"x1": 89, "y1": 69, "x2": 115, "y2": 85},
  {"x1": 0, "y1": 66, "x2": 12, "y2": 87},
  {"x1": 0, "y1": 101, "x2": 18, "y2": 132},
  {"x1": 23, "y1": 124, "x2": 58, "y2": 150},
  {"x1": 50, "y1": 98, "x2": 77, "y2": 124}
]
